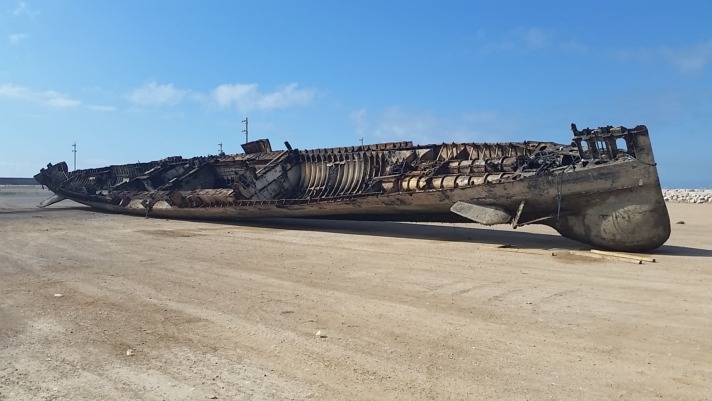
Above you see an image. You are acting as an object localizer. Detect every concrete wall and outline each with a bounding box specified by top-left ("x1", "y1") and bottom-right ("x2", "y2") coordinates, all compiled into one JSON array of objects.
[{"x1": 0, "y1": 178, "x2": 39, "y2": 185}]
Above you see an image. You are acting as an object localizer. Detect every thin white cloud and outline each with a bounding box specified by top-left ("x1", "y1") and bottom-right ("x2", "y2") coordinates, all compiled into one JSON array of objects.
[
  {"x1": 456, "y1": 110, "x2": 523, "y2": 141},
  {"x1": 9, "y1": 33, "x2": 27, "y2": 45},
  {"x1": 13, "y1": 1, "x2": 27, "y2": 14},
  {"x1": 350, "y1": 106, "x2": 438, "y2": 145},
  {"x1": 522, "y1": 27, "x2": 548, "y2": 48},
  {"x1": 213, "y1": 83, "x2": 254, "y2": 108},
  {"x1": 0, "y1": 83, "x2": 80, "y2": 108},
  {"x1": 87, "y1": 105, "x2": 116, "y2": 112},
  {"x1": 558, "y1": 39, "x2": 588, "y2": 54},
  {"x1": 477, "y1": 27, "x2": 589, "y2": 56},
  {"x1": 212, "y1": 83, "x2": 314, "y2": 112},
  {"x1": 611, "y1": 39, "x2": 712, "y2": 73},
  {"x1": 350, "y1": 108, "x2": 369, "y2": 140},
  {"x1": 0, "y1": 84, "x2": 24, "y2": 98},
  {"x1": 126, "y1": 82, "x2": 189, "y2": 106},
  {"x1": 662, "y1": 39, "x2": 712, "y2": 72},
  {"x1": 12, "y1": 1, "x2": 39, "y2": 17},
  {"x1": 609, "y1": 47, "x2": 655, "y2": 63},
  {"x1": 45, "y1": 93, "x2": 80, "y2": 108},
  {"x1": 478, "y1": 27, "x2": 552, "y2": 54},
  {"x1": 350, "y1": 107, "x2": 523, "y2": 145}
]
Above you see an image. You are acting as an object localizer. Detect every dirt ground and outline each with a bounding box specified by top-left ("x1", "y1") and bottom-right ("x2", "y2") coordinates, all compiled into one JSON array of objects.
[{"x1": 1, "y1": 186, "x2": 711, "y2": 400}]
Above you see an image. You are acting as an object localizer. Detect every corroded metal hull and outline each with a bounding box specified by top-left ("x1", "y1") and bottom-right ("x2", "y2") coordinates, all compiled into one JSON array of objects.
[{"x1": 35, "y1": 125, "x2": 671, "y2": 251}]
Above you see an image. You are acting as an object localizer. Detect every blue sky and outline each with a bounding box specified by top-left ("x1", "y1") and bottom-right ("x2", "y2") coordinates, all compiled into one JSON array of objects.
[{"x1": 1, "y1": 1, "x2": 711, "y2": 187}]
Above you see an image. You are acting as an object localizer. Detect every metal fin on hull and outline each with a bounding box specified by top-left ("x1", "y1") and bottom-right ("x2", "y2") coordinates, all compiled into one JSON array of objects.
[
  {"x1": 38, "y1": 194, "x2": 66, "y2": 208},
  {"x1": 450, "y1": 202, "x2": 512, "y2": 225}
]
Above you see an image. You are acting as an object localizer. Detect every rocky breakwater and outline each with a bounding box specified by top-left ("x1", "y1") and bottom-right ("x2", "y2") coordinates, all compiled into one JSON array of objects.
[{"x1": 663, "y1": 189, "x2": 712, "y2": 203}]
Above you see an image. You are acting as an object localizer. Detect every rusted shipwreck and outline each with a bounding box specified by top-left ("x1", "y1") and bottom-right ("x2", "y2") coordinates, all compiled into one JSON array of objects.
[{"x1": 35, "y1": 124, "x2": 670, "y2": 252}]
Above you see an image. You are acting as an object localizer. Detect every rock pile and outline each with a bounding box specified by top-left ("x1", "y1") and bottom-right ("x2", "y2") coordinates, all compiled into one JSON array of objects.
[{"x1": 663, "y1": 189, "x2": 712, "y2": 203}]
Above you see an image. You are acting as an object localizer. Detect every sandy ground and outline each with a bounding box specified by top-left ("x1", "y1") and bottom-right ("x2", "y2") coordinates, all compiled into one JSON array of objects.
[{"x1": 1, "y1": 186, "x2": 711, "y2": 400}]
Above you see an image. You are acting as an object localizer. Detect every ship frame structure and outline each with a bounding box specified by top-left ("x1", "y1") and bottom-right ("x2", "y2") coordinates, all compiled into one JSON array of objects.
[{"x1": 35, "y1": 124, "x2": 671, "y2": 252}]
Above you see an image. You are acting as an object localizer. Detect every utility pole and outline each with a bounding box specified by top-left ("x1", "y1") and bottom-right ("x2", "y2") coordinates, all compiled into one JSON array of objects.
[
  {"x1": 72, "y1": 142, "x2": 77, "y2": 171},
  {"x1": 359, "y1": 137, "x2": 364, "y2": 147},
  {"x1": 241, "y1": 117, "x2": 249, "y2": 144},
  {"x1": 218, "y1": 142, "x2": 224, "y2": 156}
]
